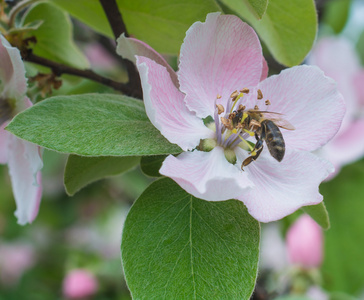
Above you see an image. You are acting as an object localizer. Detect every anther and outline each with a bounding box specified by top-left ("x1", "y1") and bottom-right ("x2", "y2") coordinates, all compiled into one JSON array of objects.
[
  {"x1": 240, "y1": 88, "x2": 249, "y2": 94},
  {"x1": 216, "y1": 104, "x2": 224, "y2": 114},
  {"x1": 230, "y1": 90, "x2": 239, "y2": 99},
  {"x1": 216, "y1": 94, "x2": 222, "y2": 99},
  {"x1": 221, "y1": 117, "x2": 233, "y2": 130},
  {"x1": 238, "y1": 104, "x2": 245, "y2": 111},
  {"x1": 265, "y1": 99, "x2": 271, "y2": 105},
  {"x1": 257, "y1": 89, "x2": 263, "y2": 100},
  {"x1": 254, "y1": 105, "x2": 259, "y2": 110}
]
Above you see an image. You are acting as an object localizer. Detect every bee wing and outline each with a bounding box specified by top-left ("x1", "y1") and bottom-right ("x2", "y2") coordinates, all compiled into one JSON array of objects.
[{"x1": 259, "y1": 111, "x2": 296, "y2": 130}]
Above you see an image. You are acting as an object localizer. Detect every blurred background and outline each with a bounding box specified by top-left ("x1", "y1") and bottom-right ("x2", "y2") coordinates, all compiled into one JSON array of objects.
[{"x1": 1, "y1": 0, "x2": 364, "y2": 299}]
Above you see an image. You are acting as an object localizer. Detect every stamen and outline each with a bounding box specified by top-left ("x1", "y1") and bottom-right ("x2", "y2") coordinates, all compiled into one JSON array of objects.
[
  {"x1": 230, "y1": 92, "x2": 244, "y2": 113},
  {"x1": 221, "y1": 117, "x2": 233, "y2": 130},
  {"x1": 265, "y1": 99, "x2": 271, "y2": 106},
  {"x1": 230, "y1": 90, "x2": 239, "y2": 99},
  {"x1": 240, "y1": 88, "x2": 250, "y2": 94},
  {"x1": 216, "y1": 94, "x2": 222, "y2": 99},
  {"x1": 237, "y1": 135, "x2": 255, "y2": 151},
  {"x1": 254, "y1": 105, "x2": 259, "y2": 110},
  {"x1": 216, "y1": 104, "x2": 224, "y2": 114},
  {"x1": 243, "y1": 129, "x2": 255, "y2": 136},
  {"x1": 257, "y1": 89, "x2": 263, "y2": 100},
  {"x1": 238, "y1": 104, "x2": 245, "y2": 111}
]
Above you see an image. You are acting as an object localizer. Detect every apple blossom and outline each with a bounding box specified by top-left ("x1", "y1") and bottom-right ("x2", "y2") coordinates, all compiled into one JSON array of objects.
[
  {"x1": 0, "y1": 34, "x2": 43, "y2": 225},
  {"x1": 62, "y1": 269, "x2": 98, "y2": 299},
  {"x1": 286, "y1": 214, "x2": 323, "y2": 268},
  {"x1": 308, "y1": 37, "x2": 364, "y2": 177},
  {"x1": 118, "y1": 13, "x2": 345, "y2": 222}
]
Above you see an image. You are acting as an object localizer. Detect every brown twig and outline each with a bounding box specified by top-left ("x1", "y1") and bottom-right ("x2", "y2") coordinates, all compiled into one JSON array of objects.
[
  {"x1": 99, "y1": 0, "x2": 142, "y2": 99},
  {"x1": 23, "y1": 51, "x2": 142, "y2": 98}
]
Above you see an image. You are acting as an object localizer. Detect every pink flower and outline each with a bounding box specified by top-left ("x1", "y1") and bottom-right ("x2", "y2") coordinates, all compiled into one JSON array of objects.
[
  {"x1": 118, "y1": 13, "x2": 345, "y2": 222},
  {"x1": 62, "y1": 269, "x2": 98, "y2": 299},
  {"x1": 0, "y1": 241, "x2": 36, "y2": 285},
  {"x1": 0, "y1": 34, "x2": 43, "y2": 225},
  {"x1": 286, "y1": 215, "x2": 323, "y2": 268},
  {"x1": 308, "y1": 37, "x2": 364, "y2": 177}
]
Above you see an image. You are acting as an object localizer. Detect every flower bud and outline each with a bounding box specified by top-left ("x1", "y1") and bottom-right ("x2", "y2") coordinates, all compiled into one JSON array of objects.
[
  {"x1": 286, "y1": 214, "x2": 323, "y2": 268},
  {"x1": 62, "y1": 269, "x2": 98, "y2": 299}
]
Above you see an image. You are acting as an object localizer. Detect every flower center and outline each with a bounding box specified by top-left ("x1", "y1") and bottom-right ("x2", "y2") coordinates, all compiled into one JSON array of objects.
[{"x1": 202, "y1": 88, "x2": 294, "y2": 169}]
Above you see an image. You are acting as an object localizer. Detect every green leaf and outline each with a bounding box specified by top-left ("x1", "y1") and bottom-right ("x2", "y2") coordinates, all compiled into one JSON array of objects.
[
  {"x1": 301, "y1": 201, "x2": 330, "y2": 230},
  {"x1": 64, "y1": 155, "x2": 140, "y2": 196},
  {"x1": 122, "y1": 178, "x2": 260, "y2": 299},
  {"x1": 50, "y1": 0, "x2": 113, "y2": 38},
  {"x1": 221, "y1": 0, "x2": 268, "y2": 19},
  {"x1": 52, "y1": 0, "x2": 222, "y2": 55},
  {"x1": 22, "y1": 2, "x2": 89, "y2": 68},
  {"x1": 227, "y1": 0, "x2": 317, "y2": 66},
  {"x1": 322, "y1": 0, "x2": 351, "y2": 34},
  {"x1": 320, "y1": 159, "x2": 364, "y2": 294},
  {"x1": 6, "y1": 94, "x2": 182, "y2": 156},
  {"x1": 140, "y1": 155, "x2": 168, "y2": 177}
]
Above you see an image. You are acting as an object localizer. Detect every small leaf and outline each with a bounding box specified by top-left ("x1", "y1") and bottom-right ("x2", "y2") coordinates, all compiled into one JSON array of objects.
[
  {"x1": 64, "y1": 155, "x2": 140, "y2": 196},
  {"x1": 356, "y1": 30, "x2": 364, "y2": 65},
  {"x1": 6, "y1": 94, "x2": 182, "y2": 156},
  {"x1": 322, "y1": 0, "x2": 351, "y2": 34},
  {"x1": 227, "y1": 0, "x2": 317, "y2": 66},
  {"x1": 122, "y1": 178, "x2": 260, "y2": 299},
  {"x1": 222, "y1": 0, "x2": 268, "y2": 19},
  {"x1": 140, "y1": 155, "x2": 168, "y2": 177},
  {"x1": 22, "y1": 2, "x2": 89, "y2": 69},
  {"x1": 301, "y1": 201, "x2": 330, "y2": 230}
]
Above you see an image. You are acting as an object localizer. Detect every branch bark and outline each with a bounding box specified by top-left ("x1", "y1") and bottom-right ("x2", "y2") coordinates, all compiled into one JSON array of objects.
[
  {"x1": 99, "y1": 0, "x2": 142, "y2": 99},
  {"x1": 23, "y1": 51, "x2": 142, "y2": 98}
]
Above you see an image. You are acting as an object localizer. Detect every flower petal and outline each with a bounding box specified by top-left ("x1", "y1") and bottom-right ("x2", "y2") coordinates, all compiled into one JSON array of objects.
[
  {"x1": 320, "y1": 119, "x2": 364, "y2": 169},
  {"x1": 0, "y1": 35, "x2": 27, "y2": 100},
  {"x1": 260, "y1": 57, "x2": 268, "y2": 82},
  {"x1": 160, "y1": 146, "x2": 253, "y2": 201},
  {"x1": 237, "y1": 149, "x2": 333, "y2": 222},
  {"x1": 116, "y1": 33, "x2": 179, "y2": 87},
  {"x1": 308, "y1": 37, "x2": 361, "y2": 130},
  {"x1": 0, "y1": 122, "x2": 10, "y2": 164},
  {"x1": 258, "y1": 65, "x2": 345, "y2": 152},
  {"x1": 178, "y1": 12, "x2": 263, "y2": 118},
  {"x1": 136, "y1": 56, "x2": 213, "y2": 151},
  {"x1": 7, "y1": 135, "x2": 43, "y2": 225}
]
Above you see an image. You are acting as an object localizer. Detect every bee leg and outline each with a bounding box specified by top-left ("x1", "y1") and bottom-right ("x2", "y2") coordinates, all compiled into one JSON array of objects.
[{"x1": 241, "y1": 146, "x2": 264, "y2": 170}]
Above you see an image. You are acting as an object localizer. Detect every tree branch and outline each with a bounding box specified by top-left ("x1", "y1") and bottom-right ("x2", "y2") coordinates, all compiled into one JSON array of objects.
[
  {"x1": 99, "y1": 0, "x2": 142, "y2": 99},
  {"x1": 99, "y1": 0, "x2": 129, "y2": 38},
  {"x1": 23, "y1": 51, "x2": 142, "y2": 98}
]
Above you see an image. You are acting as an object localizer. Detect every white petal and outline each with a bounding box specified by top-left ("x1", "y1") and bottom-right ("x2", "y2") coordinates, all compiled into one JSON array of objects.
[
  {"x1": 8, "y1": 135, "x2": 43, "y2": 225},
  {"x1": 136, "y1": 56, "x2": 213, "y2": 151},
  {"x1": 160, "y1": 147, "x2": 253, "y2": 201},
  {"x1": 236, "y1": 148, "x2": 333, "y2": 222}
]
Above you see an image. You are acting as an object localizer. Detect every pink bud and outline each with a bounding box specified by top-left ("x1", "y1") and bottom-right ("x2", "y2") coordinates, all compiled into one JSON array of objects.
[
  {"x1": 286, "y1": 214, "x2": 323, "y2": 268},
  {"x1": 62, "y1": 269, "x2": 98, "y2": 299}
]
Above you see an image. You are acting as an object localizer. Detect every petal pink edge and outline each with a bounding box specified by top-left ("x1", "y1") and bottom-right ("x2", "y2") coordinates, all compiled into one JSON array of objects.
[
  {"x1": 116, "y1": 33, "x2": 179, "y2": 87},
  {"x1": 136, "y1": 55, "x2": 213, "y2": 151}
]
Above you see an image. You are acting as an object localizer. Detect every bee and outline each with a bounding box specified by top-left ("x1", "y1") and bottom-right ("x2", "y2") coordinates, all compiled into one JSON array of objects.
[{"x1": 232, "y1": 109, "x2": 295, "y2": 169}]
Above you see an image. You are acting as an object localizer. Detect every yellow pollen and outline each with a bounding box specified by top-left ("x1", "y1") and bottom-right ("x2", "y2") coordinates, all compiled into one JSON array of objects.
[{"x1": 243, "y1": 129, "x2": 255, "y2": 136}]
